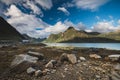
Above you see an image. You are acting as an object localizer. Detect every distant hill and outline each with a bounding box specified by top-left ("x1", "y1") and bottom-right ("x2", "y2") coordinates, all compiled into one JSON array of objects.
[
  {"x1": 0, "y1": 17, "x2": 25, "y2": 41},
  {"x1": 44, "y1": 27, "x2": 120, "y2": 43}
]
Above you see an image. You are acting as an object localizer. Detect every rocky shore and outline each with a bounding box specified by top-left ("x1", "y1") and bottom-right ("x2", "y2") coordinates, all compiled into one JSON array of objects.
[{"x1": 0, "y1": 44, "x2": 120, "y2": 80}]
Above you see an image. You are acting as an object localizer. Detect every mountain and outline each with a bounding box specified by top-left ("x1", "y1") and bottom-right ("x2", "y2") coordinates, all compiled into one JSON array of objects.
[
  {"x1": 0, "y1": 17, "x2": 24, "y2": 41},
  {"x1": 44, "y1": 27, "x2": 120, "y2": 43}
]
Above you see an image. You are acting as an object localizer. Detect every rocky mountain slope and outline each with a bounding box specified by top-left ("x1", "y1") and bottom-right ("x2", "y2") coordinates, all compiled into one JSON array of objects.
[
  {"x1": 0, "y1": 17, "x2": 24, "y2": 41},
  {"x1": 44, "y1": 27, "x2": 120, "y2": 43}
]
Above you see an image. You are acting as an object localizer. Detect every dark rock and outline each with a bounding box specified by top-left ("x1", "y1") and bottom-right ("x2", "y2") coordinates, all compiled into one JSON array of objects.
[{"x1": 27, "y1": 51, "x2": 44, "y2": 60}]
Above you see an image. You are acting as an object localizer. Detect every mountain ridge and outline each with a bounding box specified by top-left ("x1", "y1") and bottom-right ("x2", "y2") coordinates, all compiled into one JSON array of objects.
[
  {"x1": 44, "y1": 27, "x2": 120, "y2": 43},
  {"x1": 0, "y1": 16, "x2": 25, "y2": 41}
]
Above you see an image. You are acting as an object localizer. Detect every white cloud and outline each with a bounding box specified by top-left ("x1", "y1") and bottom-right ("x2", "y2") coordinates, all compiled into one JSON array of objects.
[
  {"x1": 96, "y1": 16, "x2": 100, "y2": 20},
  {"x1": 5, "y1": 5, "x2": 49, "y2": 38},
  {"x1": 118, "y1": 20, "x2": 120, "y2": 24},
  {"x1": 1, "y1": 0, "x2": 53, "y2": 10},
  {"x1": 35, "y1": 0, "x2": 53, "y2": 10},
  {"x1": 73, "y1": 0, "x2": 110, "y2": 10},
  {"x1": 57, "y1": 7, "x2": 70, "y2": 15},
  {"x1": 92, "y1": 20, "x2": 120, "y2": 33},
  {"x1": 64, "y1": 20, "x2": 86, "y2": 30},
  {"x1": 1, "y1": 0, "x2": 23, "y2": 5},
  {"x1": 25, "y1": 0, "x2": 43, "y2": 16},
  {"x1": 109, "y1": 15, "x2": 113, "y2": 19},
  {"x1": 45, "y1": 21, "x2": 68, "y2": 34}
]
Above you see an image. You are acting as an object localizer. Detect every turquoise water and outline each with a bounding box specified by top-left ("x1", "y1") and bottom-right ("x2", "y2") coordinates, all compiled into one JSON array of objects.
[{"x1": 45, "y1": 43, "x2": 120, "y2": 50}]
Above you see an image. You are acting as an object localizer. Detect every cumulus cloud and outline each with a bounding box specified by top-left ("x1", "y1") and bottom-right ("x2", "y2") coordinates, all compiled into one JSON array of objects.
[
  {"x1": 34, "y1": 0, "x2": 53, "y2": 10},
  {"x1": 5, "y1": 5, "x2": 49, "y2": 38},
  {"x1": 64, "y1": 20, "x2": 86, "y2": 30},
  {"x1": 45, "y1": 21, "x2": 68, "y2": 34},
  {"x1": 73, "y1": 0, "x2": 110, "y2": 10},
  {"x1": 25, "y1": 0, "x2": 43, "y2": 16},
  {"x1": 1, "y1": 0, "x2": 23, "y2": 5},
  {"x1": 118, "y1": 20, "x2": 120, "y2": 24},
  {"x1": 1, "y1": 0, "x2": 53, "y2": 10},
  {"x1": 57, "y1": 7, "x2": 70, "y2": 15},
  {"x1": 92, "y1": 20, "x2": 120, "y2": 33},
  {"x1": 96, "y1": 16, "x2": 100, "y2": 20}
]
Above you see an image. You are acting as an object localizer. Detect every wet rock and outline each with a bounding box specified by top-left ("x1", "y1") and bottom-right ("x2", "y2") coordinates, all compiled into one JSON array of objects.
[
  {"x1": 67, "y1": 54, "x2": 77, "y2": 64},
  {"x1": 79, "y1": 56, "x2": 86, "y2": 61},
  {"x1": 45, "y1": 60, "x2": 57, "y2": 68},
  {"x1": 11, "y1": 54, "x2": 38, "y2": 67},
  {"x1": 27, "y1": 67, "x2": 36, "y2": 74},
  {"x1": 108, "y1": 54, "x2": 120, "y2": 61},
  {"x1": 35, "y1": 70, "x2": 42, "y2": 77},
  {"x1": 89, "y1": 54, "x2": 101, "y2": 59},
  {"x1": 27, "y1": 51, "x2": 44, "y2": 60}
]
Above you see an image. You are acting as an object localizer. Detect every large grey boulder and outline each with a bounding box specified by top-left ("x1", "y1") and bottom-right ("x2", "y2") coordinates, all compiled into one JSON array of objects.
[
  {"x1": 108, "y1": 54, "x2": 120, "y2": 61},
  {"x1": 27, "y1": 51, "x2": 44, "y2": 60},
  {"x1": 114, "y1": 64, "x2": 120, "y2": 70},
  {"x1": 11, "y1": 54, "x2": 38, "y2": 67},
  {"x1": 67, "y1": 54, "x2": 77, "y2": 64},
  {"x1": 60, "y1": 53, "x2": 77, "y2": 64}
]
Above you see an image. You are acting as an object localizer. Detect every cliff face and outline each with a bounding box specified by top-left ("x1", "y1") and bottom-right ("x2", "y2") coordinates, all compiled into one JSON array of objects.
[{"x1": 0, "y1": 17, "x2": 24, "y2": 41}]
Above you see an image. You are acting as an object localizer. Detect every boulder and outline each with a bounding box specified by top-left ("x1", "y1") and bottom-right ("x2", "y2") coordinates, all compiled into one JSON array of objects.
[
  {"x1": 45, "y1": 60, "x2": 57, "y2": 68},
  {"x1": 110, "y1": 71, "x2": 120, "y2": 80},
  {"x1": 35, "y1": 70, "x2": 42, "y2": 77},
  {"x1": 11, "y1": 54, "x2": 38, "y2": 67},
  {"x1": 27, "y1": 67, "x2": 36, "y2": 74},
  {"x1": 67, "y1": 54, "x2": 77, "y2": 64},
  {"x1": 108, "y1": 54, "x2": 120, "y2": 61},
  {"x1": 89, "y1": 54, "x2": 101, "y2": 59},
  {"x1": 60, "y1": 53, "x2": 77, "y2": 64},
  {"x1": 79, "y1": 57, "x2": 86, "y2": 61},
  {"x1": 27, "y1": 51, "x2": 44, "y2": 60},
  {"x1": 114, "y1": 64, "x2": 120, "y2": 70},
  {"x1": 60, "y1": 53, "x2": 68, "y2": 62}
]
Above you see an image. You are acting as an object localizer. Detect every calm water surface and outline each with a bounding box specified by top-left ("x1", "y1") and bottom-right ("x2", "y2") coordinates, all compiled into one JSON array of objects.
[{"x1": 45, "y1": 43, "x2": 120, "y2": 50}]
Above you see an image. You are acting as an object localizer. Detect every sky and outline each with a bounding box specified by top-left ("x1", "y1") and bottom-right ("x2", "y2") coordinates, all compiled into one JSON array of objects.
[{"x1": 0, "y1": 0, "x2": 120, "y2": 38}]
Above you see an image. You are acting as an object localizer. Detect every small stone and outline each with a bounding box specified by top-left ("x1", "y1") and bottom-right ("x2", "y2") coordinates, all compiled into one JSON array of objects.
[
  {"x1": 35, "y1": 70, "x2": 42, "y2": 77},
  {"x1": 96, "y1": 75, "x2": 100, "y2": 79},
  {"x1": 77, "y1": 60, "x2": 81, "y2": 63},
  {"x1": 89, "y1": 54, "x2": 101, "y2": 59},
  {"x1": 79, "y1": 57, "x2": 86, "y2": 61},
  {"x1": 42, "y1": 69, "x2": 50, "y2": 75},
  {"x1": 45, "y1": 61, "x2": 53, "y2": 68},
  {"x1": 45, "y1": 60, "x2": 57, "y2": 68},
  {"x1": 51, "y1": 69, "x2": 56, "y2": 74},
  {"x1": 27, "y1": 67, "x2": 36, "y2": 74}
]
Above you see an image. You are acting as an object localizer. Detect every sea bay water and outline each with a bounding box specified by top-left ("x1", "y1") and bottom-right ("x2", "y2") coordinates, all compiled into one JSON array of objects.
[{"x1": 45, "y1": 43, "x2": 120, "y2": 50}]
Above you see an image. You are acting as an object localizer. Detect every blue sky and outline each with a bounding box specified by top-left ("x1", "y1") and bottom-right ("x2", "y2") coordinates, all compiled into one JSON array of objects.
[{"x1": 0, "y1": 0, "x2": 120, "y2": 38}]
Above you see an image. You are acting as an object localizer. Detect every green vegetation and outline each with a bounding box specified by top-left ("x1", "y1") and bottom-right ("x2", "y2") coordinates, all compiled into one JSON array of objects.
[{"x1": 44, "y1": 27, "x2": 120, "y2": 43}]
